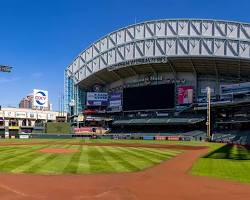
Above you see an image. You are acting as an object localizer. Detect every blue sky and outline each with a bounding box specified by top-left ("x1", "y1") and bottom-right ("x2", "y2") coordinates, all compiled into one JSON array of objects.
[{"x1": 0, "y1": 0, "x2": 250, "y2": 111}]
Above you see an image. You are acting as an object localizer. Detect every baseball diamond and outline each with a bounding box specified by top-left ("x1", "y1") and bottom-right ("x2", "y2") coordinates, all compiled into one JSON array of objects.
[
  {"x1": 1, "y1": 5, "x2": 250, "y2": 199},
  {"x1": 0, "y1": 139, "x2": 250, "y2": 200}
]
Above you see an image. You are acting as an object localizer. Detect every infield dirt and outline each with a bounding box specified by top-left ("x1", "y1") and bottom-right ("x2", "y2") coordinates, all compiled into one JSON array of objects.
[
  {"x1": 38, "y1": 148, "x2": 79, "y2": 154},
  {"x1": 0, "y1": 143, "x2": 250, "y2": 200}
]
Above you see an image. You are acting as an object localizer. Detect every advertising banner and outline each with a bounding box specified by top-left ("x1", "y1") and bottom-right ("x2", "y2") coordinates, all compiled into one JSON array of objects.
[
  {"x1": 201, "y1": 88, "x2": 215, "y2": 94},
  {"x1": 19, "y1": 135, "x2": 29, "y2": 139},
  {"x1": 47, "y1": 114, "x2": 56, "y2": 121},
  {"x1": 220, "y1": 82, "x2": 250, "y2": 95},
  {"x1": 178, "y1": 86, "x2": 194, "y2": 104},
  {"x1": 15, "y1": 112, "x2": 27, "y2": 118},
  {"x1": 109, "y1": 93, "x2": 122, "y2": 108},
  {"x1": 37, "y1": 113, "x2": 47, "y2": 120},
  {"x1": 0, "y1": 111, "x2": 3, "y2": 118},
  {"x1": 33, "y1": 89, "x2": 49, "y2": 107},
  {"x1": 27, "y1": 112, "x2": 37, "y2": 119},
  {"x1": 86, "y1": 92, "x2": 108, "y2": 106},
  {"x1": 4, "y1": 111, "x2": 15, "y2": 118}
]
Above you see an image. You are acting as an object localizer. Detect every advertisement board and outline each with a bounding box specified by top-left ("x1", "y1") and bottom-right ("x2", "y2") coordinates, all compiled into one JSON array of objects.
[
  {"x1": 178, "y1": 86, "x2": 194, "y2": 104},
  {"x1": 33, "y1": 89, "x2": 49, "y2": 107},
  {"x1": 15, "y1": 112, "x2": 27, "y2": 118},
  {"x1": 37, "y1": 113, "x2": 47, "y2": 120},
  {"x1": 220, "y1": 82, "x2": 250, "y2": 95},
  {"x1": 5, "y1": 130, "x2": 9, "y2": 138},
  {"x1": 109, "y1": 93, "x2": 122, "y2": 107},
  {"x1": 27, "y1": 112, "x2": 37, "y2": 119},
  {"x1": 47, "y1": 113, "x2": 56, "y2": 121},
  {"x1": 86, "y1": 92, "x2": 108, "y2": 106},
  {"x1": 201, "y1": 88, "x2": 215, "y2": 94},
  {"x1": 0, "y1": 111, "x2": 3, "y2": 118},
  {"x1": 4, "y1": 111, "x2": 15, "y2": 118},
  {"x1": 19, "y1": 135, "x2": 29, "y2": 139}
]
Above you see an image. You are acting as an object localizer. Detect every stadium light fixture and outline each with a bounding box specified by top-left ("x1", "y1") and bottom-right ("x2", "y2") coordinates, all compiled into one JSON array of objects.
[
  {"x1": 0, "y1": 65, "x2": 12, "y2": 73},
  {"x1": 0, "y1": 65, "x2": 12, "y2": 113}
]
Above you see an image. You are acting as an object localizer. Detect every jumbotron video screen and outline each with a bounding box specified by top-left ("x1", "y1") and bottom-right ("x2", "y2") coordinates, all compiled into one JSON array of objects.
[{"x1": 123, "y1": 84, "x2": 175, "y2": 111}]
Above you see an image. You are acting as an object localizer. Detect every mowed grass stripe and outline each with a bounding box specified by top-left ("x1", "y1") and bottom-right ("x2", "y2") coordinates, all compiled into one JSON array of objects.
[
  {"x1": 192, "y1": 158, "x2": 250, "y2": 182},
  {"x1": 87, "y1": 146, "x2": 116, "y2": 173},
  {"x1": 0, "y1": 146, "x2": 29, "y2": 157},
  {"x1": 96, "y1": 146, "x2": 118, "y2": 172},
  {"x1": 142, "y1": 147, "x2": 180, "y2": 156},
  {"x1": 97, "y1": 147, "x2": 122, "y2": 173},
  {"x1": 25, "y1": 152, "x2": 62, "y2": 174},
  {"x1": 63, "y1": 145, "x2": 84, "y2": 174},
  {"x1": 114, "y1": 148, "x2": 153, "y2": 170},
  {"x1": 11, "y1": 149, "x2": 60, "y2": 173},
  {"x1": 0, "y1": 145, "x2": 53, "y2": 172},
  {"x1": 0, "y1": 146, "x2": 24, "y2": 153},
  {"x1": 13, "y1": 144, "x2": 72, "y2": 173},
  {"x1": 36, "y1": 144, "x2": 75, "y2": 174},
  {"x1": 236, "y1": 161, "x2": 250, "y2": 180},
  {"x1": 1, "y1": 144, "x2": 66, "y2": 172},
  {"x1": 103, "y1": 147, "x2": 141, "y2": 172},
  {"x1": 76, "y1": 146, "x2": 90, "y2": 173},
  {"x1": 99, "y1": 147, "x2": 131, "y2": 172},
  {"x1": 0, "y1": 142, "x2": 181, "y2": 175},
  {"x1": 139, "y1": 148, "x2": 180, "y2": 156},
  {"x1": 132, "y1": 147, "x2": 179, "y2": 160},
  {"x1": 0, "y1": 145, "x2": 50, "y2": 165},
  {"x1": 0, "y1": 146, "x2": 40, "y2": 161},
  {"x1": 114, "y1": 147, "x2": 164, "y2": 170},
  {"x1": 129, "y1": 147, "x2": 178, "y2": 157},
  {"x1": 117, "y1": 147, "x2": 170, "y2": 164},
  {"x1": 191, "y1": 144, "x2": 250, "y2": 183},
  {"x1": 32, "y1": 144, "x2": 73, "y2": 174}
]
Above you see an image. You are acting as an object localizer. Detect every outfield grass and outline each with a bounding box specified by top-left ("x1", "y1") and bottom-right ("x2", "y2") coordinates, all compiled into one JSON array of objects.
[
  {"x1": 0, "y1": 138, "x2": 205, "y2": 146},
  {"x1": 191, "y1": 143, "x2": 250, "y2": 183},
  {"x1": 5, "y1": 138, "x2": 250, "y2": 183},
  {"x1": 0, "y1": 144, "x2": 180, "y2": 174}
]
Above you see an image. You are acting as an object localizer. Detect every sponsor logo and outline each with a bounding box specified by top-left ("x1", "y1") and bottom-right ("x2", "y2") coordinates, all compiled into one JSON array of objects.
[{"x1": 35, "y1": 91, "x2": 47, "y2": 106}]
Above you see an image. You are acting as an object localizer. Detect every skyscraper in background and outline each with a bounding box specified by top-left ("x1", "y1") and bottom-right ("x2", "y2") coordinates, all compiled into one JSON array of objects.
[{"x1": 19, "y1": 93, "x2": 51, "y2": 111}]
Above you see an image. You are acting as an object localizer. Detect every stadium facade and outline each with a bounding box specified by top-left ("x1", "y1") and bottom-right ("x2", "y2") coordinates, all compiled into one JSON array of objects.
[
  {"x1": 64, "y1": 19, "x2": 250, "y2": 135},
  {"x1": 0, "y1": 107, "x2": 67, "y2": 138}
]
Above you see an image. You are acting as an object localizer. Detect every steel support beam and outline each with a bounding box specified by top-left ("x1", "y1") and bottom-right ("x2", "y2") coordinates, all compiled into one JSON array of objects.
[
  {"x1": 168, "y1": 59, "x2": 177, "y2": 79},
  {"x1": 93, "y1": 74, "x2": 106, "y2": 84}
]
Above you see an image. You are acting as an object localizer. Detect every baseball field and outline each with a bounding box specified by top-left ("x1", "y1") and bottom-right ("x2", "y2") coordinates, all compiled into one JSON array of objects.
[
  {"x1": 0, "y1": 141, "x2": 180, "y2": 174},
  {"x1": 0, "y1": 139, "x2": 250, "y2": 200},
  {"x1": 192, "y1": 143, "x2": 250, "y2": 183}
]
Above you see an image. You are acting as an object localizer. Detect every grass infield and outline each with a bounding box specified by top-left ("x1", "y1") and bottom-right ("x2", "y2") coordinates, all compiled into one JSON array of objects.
[{"x1": 0, "y1": 142, "x2": 180, "y2": 174}]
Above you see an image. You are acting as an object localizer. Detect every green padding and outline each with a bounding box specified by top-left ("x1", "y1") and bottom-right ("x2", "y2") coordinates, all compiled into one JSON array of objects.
[{"x1": 46, "y1": 122, "x2": 71, "y2": 134}]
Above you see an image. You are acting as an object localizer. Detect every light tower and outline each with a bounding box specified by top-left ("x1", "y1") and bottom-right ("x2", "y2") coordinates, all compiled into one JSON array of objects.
[
  {"x1": 0, "y1": 65, "x2": 12, "y2": 138},
  {"x1": 0, "y1": 65, "x2": 12, "y2": 73},
  {"x1": 0, "y1": 65, "x2": 12, "y2": 107},
  {"x1": 206, "y1": 87, "x2": 211, "y2": 141}
]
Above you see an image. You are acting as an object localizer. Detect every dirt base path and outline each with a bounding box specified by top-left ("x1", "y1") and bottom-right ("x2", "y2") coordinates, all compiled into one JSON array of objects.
[
  {"x1": 0, "y1": 146, "x2": 250, "y2": 200},
  {"x1": 38, "y1": 148, "x2": 79, "y2": 154}
]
